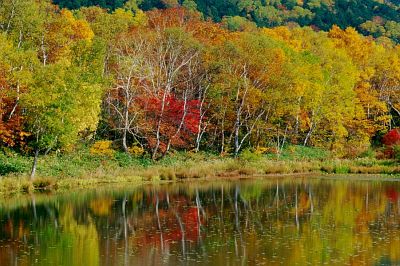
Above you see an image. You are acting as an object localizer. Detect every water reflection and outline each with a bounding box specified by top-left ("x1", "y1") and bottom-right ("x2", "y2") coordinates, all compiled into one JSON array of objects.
[{"x1": 1, "y1": 177, "x2": 400, "y2": 265}]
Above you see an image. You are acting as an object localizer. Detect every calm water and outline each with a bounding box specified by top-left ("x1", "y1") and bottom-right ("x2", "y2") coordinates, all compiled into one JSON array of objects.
[{"x1": 1, "y1": 177, "x2": 400, "y2": 266}]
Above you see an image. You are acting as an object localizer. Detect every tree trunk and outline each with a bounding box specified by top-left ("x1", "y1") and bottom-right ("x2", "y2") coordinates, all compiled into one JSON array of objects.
[
  {"x1": 122, "y1": 128, "x2": 129, "y2": 153},
  {"x1": 195, "y1": 85, "x2": 208, "y2": 153},
  {"x1": 234, "y1": 118, "x2": 240, "y2": 157},
  {"x1": 220, "y1": 119, "x2": 225, "y2": 155},
  {"x1": 152, "y1": 89, "x2": 169, "y2": 160},
  {"x1": 30, "y1": 149, "x2": 39, "y2": 181},
  {"x1": 303, "y1": 124, "x2": 313, "y2": 146}
]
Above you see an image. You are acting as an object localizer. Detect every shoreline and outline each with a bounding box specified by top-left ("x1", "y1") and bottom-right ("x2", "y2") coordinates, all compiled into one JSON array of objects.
[
  {"x1": 2, "y1": 148, "x2": 400, "y2": 197},
  {"x1": 1, "y1": 168, "x2": 399, "y2": 198}
]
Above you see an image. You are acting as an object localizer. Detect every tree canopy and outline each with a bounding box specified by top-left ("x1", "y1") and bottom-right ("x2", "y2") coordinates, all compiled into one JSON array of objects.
[
  {"x1": 1, "y1": 2, "x2": 400, "y2": 176},
  {"x1": 51, "y1": 0, "x2": 400, "y2": 42}
]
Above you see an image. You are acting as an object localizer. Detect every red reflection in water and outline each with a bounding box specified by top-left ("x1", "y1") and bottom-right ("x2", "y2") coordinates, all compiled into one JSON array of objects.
[{"x1": 385, "y1": 187, "x2": 398, "y2": 203}]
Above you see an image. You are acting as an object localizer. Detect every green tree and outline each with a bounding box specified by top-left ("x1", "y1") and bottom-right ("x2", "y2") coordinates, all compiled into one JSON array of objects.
[{"x1": 23, "y1": 63, "x2": 102, "y2": 179}]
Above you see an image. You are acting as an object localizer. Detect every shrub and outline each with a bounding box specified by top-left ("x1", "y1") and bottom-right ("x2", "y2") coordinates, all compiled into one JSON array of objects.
[
  {"x1": 254, "y1": 146, "x2": 270, "y2": 155},
  {"x1": 382, "y1": 129, "x2": 400, "y2": 146},
  {"x1": 240, "y1": 149, "x2": 262, "y2": 161},
  {"x1": 0, "y1": 154, "x2": 29, "y2": 176},
  {"x1": 128, "y1": 145, "x2": 144, "y2": 156},
  {"x1": 90, "y1": 141, "x2": 115, "y2": 156},
  {"x1": 0, "y1": 161, "x2": 24, "y2": 175}
]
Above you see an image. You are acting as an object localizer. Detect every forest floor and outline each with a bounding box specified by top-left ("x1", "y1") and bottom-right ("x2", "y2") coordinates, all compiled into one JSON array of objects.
[{"x1": 1, "y1": 146, "x2": 399, "y2": 196}]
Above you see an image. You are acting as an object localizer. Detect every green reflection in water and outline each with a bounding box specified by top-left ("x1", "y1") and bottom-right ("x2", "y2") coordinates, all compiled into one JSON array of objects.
[{"x1": 0, "y1": 177, "x2": 400, "y2": 266}]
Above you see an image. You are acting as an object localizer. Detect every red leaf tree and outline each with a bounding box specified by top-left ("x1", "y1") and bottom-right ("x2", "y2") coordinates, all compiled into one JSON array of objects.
[{"x1": 139, "y1": 93, "x2": 201, "y2": 154}]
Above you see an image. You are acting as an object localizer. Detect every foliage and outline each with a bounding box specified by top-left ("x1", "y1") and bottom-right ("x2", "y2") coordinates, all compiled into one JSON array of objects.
[
  {"x1": 393, "y1": 145, "x2": 400, "y2": 160},
  {"x1": 0, "y1": 153, "x2": 29, "y2": 175},
  {"x1": 381, "y1": 129, "x2": 400, "y2": 158},
  {"x1": 23, "y1": 63, "x2": 103, "y2": 153},
  {"x1": 221, "y1": 16, "x2": 257, "y2": 32},
  {"x1": 128, "y1": 145, "x2": 145, "y2": 156},
  {"x1": 90, "y1": 141, "x2": 115, "y2": 156},
  {"x1": 0, "y1": 2, "x2": 399, "y2": 176},
  {"x1": 266, "y1": 145, "x2": 331, "y2": 161},
  {"x1": 382, "y1": 129, "x2": 400, "y2": 146},
  {"x1": 239, "y1": 149, "x2": 262, "y2": 162},
  {"x1": 51, "y1": 0, "x2": 400, "y2": 42}
]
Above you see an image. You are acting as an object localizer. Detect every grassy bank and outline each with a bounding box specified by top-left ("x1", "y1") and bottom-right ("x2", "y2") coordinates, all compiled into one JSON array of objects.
[{"x1": 0, "y1": 145, "x2": 399, "y2": 196}]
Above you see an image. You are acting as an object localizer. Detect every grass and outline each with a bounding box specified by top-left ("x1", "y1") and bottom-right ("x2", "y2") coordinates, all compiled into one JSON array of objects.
[
  {"x1": 264, "y1": 145, "x2": 331, "y2": 161},
  {"x1": 0, "y1": 145, "x2": 399, "y2": 196}
]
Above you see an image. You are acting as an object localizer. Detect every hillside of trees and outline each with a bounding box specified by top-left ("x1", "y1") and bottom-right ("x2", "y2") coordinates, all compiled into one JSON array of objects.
[
  {"x1": 51, "y1": 0, "x2": 400, "y2": 42},
  {"x1": 1, "y1": 0, "x2": 400, "y2": 177}
]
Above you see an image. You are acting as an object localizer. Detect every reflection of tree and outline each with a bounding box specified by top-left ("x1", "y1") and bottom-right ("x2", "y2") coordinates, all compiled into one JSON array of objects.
[
  {"x1": 1, "y1": 179, "x2": 400, "y2": 265},
  {"x1": 0, "y1": 201, "x2": 99, "y2": 266}
]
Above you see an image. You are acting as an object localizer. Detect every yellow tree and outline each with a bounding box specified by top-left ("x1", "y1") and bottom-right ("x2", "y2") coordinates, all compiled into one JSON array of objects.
[
  {"x1": 207, "y1": 31, "x2": 306, "y2": 155},
  {"x1": 328, "y1": 26, "x2": 391, "y2": 141},
  {"x1": 264, "y1": 26, "x2": 362, "y2": 154}
]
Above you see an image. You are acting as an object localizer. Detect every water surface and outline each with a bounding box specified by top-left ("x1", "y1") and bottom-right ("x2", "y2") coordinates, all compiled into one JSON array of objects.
[{"x1": 1, "y1": 177, "x2": 400, "y2": 265}]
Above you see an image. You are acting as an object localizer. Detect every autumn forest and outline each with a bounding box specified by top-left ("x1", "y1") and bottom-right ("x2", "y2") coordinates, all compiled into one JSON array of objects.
[{"x1": 1, "y1": 0, "x2": 400, "y2": 180}]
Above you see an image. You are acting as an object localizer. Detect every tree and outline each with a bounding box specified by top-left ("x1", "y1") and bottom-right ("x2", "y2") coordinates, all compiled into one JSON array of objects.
[
  {"x1": 182, "y1": 0, "x2": 197, "y2": 11},
  {"x1": 107, "y1": 19, "x2": 204, "y2": 158},
  {"x1": 207, "y1": 32, "x2": 307, "y2": 155},
  {"x1": 221, "y1": 16, "x2": 257, "y2": 32},
  {"x1": 45, "y1": 0, "x2": 400, "y2": 42},
  {"x1": 0, "y1": 0, "x2": 47, "y2": 48},
  {"x1": 263, "y1": 26, "x2": 364, "y2": 154},
  {"x1": 23, "y1": 63, "x2": 103, "y2": 179}
]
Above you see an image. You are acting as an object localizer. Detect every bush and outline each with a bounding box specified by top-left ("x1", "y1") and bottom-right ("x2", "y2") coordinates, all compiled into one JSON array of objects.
[
  {"x1": 254, "y1": 146, "x2": 272, "y2": 155},
  {"x1": 90, "y1": 141, "x2": 115, "y2": 156},
  {"x1": 240, "y1": 149, "x2": 262, "y2": 162},
  {"x1": 382, "y1": 129, "x2": 400, "y2": 146},
  {"x1": 0, "y1": 154, "x2": 29, "y2": 176},
  {"x1": 0, "y1": 162, "x2": 24, "y2": 175},
  {"x1": 128, "y1": 145, "x2": 144, "y2": 156}
]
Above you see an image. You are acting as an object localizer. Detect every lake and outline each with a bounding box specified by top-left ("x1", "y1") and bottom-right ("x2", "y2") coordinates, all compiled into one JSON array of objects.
[{"x1": 0, "y1": 177, "x2": 400, "y2": 265}]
